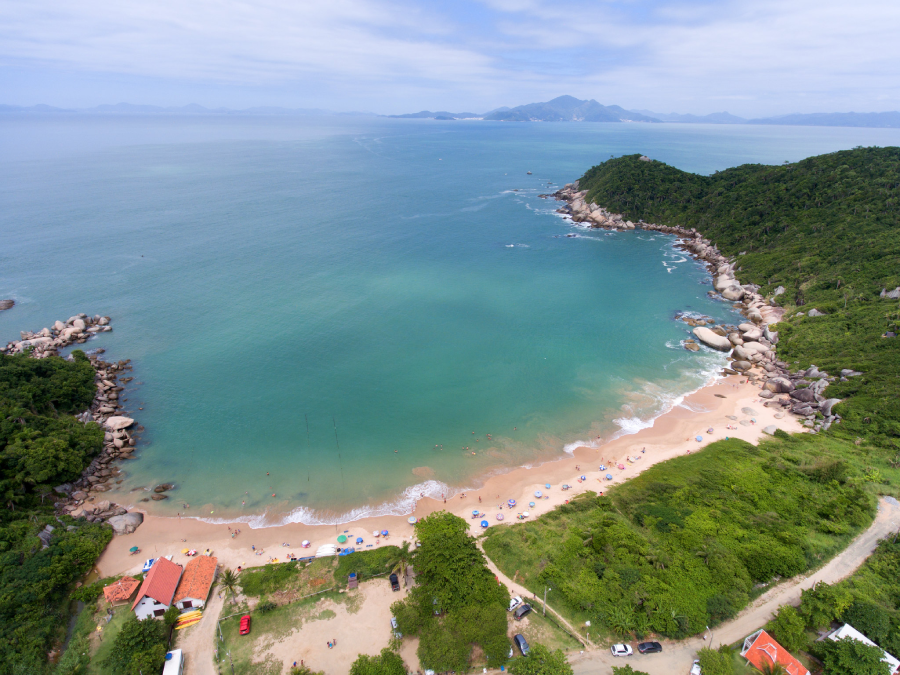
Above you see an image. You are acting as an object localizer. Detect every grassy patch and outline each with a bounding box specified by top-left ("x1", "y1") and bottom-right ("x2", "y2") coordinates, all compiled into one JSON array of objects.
[
  {"x1": 238, "y1": 557, "x2": 336, "y2": 601},
  {"x1": 483, "y1": 434, "x2": 893, "y2": 640},
  {"x1": 86, "y1": 605, "x2": 132, "y2": 675}
]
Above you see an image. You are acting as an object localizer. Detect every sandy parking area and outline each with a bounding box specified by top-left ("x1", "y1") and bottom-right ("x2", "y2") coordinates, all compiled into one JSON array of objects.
[{"x1": 261, "y1": 578, "x2": 410, "y2": 674}]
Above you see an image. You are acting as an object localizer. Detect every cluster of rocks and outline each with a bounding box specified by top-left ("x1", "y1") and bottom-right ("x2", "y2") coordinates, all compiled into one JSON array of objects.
[
  {"x1": 2, "y1": 313, "x2": 112, "y2": 358},
  {"x1": 0, "y1": 299, "x2": 14, "y2": 311},
  {"x1": 553, "y1": 187, "x2": 862, "y2": 434},
  {"x1": 6, "y1": 312, "x2": 147, "y2": 534},
  {"x1": 550, "y1": 182, "x2": 637, "y2": 230}
]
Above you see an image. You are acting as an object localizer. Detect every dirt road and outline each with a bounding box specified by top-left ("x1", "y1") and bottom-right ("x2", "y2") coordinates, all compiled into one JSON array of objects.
[
  {"x1": 177, "y1": 588, "x2": 225, "y2": 675},
  {"x1": 566, "y1": 496, "x2": 900, "y2": 675}
]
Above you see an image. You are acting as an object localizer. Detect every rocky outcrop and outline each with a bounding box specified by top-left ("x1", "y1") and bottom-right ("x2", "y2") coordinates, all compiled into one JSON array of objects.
[
  {"x1": 0, "y1": 299, "x2": 14, "y2": 311},
  {"x1": 107, "y1": 512, "x2": 144, "y2": 535},
  {"x1": 3, "y1": 313, "x2": 112, "y2": 358},
  {"x1": 692, "y1": 327, "x2": 732, "y2": 351}
]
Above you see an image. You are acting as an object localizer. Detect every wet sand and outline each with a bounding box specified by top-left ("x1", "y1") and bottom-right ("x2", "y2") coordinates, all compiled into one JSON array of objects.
[{"x1": 96, "y1": 373, "x2": 803, "y2": 578}]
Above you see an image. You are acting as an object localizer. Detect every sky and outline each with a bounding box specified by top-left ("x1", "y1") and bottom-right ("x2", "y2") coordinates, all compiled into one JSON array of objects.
[{"x1": 1, "y1": 0, "x2": 899, "y2": 117}]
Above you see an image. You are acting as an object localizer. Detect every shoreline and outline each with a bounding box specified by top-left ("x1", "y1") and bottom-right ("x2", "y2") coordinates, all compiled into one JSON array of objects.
[{"x1": 94, "y1": 373, "x2": 804, "y2": 577}]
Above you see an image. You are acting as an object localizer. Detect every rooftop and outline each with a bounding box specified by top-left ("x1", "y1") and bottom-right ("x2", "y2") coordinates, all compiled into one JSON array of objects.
[
  {"x1": 132, "y1": 557, "x2": 183, "y2": 611},
  {"x1": 173, "y1": 556, "x2": 218, "y2": 604},
  {"x1": 741, "y1": 629, "x2": 810, "y2": 675},
  {"x1": 103, "y1": 576, "x2": 140, "y2": 604}
]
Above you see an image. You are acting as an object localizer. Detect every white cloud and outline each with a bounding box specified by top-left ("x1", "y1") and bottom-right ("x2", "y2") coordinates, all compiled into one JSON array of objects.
[{"x1": 1, "y1": 0, "x2": 898, "y2": 114}]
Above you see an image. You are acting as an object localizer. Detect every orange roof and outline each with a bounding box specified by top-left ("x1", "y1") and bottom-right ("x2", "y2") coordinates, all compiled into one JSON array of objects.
[
  {"x1": 742, "y1": 629, "x2": 810, "y2": 675},
  {"x1": 132, "y1": 557, "x2": 183, "y2": 611},
  {"x1": 174, "y1": 556, "x2": 218, "y2": 603},
  {"x1": 103, "y1": 576, "x2": 140, "y2": 604}
]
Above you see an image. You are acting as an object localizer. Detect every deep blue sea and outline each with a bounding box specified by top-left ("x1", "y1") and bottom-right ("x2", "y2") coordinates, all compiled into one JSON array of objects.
[{"x1": 2, "y1": 115, "x2": 899, "y2": 525}]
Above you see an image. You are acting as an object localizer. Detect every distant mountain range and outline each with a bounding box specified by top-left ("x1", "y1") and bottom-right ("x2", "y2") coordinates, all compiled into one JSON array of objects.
[
  {"x1": 4, "y1": 97, "x2": 900, "y2": 128},
  {"x1": 387, "y1": 96, "x2": 900, "y2": 128}
]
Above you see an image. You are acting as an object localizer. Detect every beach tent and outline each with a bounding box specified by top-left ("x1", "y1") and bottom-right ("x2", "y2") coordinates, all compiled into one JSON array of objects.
[
  {"x1": 480, "y1": 520, "x2": 489, "y2": 528},
  {"x1": 373, "y1": 530, "x2": 380, "y2": 537},
  {"x1": 522, "y1": 511, "x2": 529, "y2": 517},
  {"x1": 534, "y1": 490, "x2": 542, "y2": 498},
  {"x1": 356, "y1": 537, "x2": 364, "y2": 544},
  {"x1": 496, "y1": 513, "x2": 504, "y2": 521}
]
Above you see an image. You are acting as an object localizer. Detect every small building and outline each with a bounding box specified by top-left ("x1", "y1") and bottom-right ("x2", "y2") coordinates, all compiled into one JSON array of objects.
[
  {"x1": 102, "y1": 576, "x2": 140, "y2": 606},
  {"x1": 741, "y1": 629, "x2": 810, "y2": 675},
  {"x1": 131, "y1": 557, "x2": 183, "y2": 620},
  {"x1": 173, "y1": 556, "x2": 218, "y2": 611},
  {"x1": 824, "y1": 623, "x2": 900, "y2": 674}
]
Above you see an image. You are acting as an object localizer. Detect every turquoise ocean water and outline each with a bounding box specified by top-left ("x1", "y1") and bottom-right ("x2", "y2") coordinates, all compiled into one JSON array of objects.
[{"x1": 3, "y1": 116, "x2": 900, "y2": 526}]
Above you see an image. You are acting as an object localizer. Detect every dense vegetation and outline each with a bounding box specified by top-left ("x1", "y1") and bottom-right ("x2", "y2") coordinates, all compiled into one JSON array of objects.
[
  {"x1": 391, "y1": 511, "x2": 511, "y2": 671},
  {"x1": 349, "y1": 648, "x2": 408, "y2": 675},
  {"x1": 0, "y1": 352, "x2": 111, "y2": 675},
  {"x1": 483, "y1": 433, "x2": 895, "y2": 640},
  {"x1": 578, "y1": 147, "x2": 900, "y2": 449}
]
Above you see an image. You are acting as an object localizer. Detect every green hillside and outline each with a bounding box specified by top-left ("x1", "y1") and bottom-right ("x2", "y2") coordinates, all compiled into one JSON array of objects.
[{"x1": 578, "y1": 147, "x2": 900, "y2": 448}]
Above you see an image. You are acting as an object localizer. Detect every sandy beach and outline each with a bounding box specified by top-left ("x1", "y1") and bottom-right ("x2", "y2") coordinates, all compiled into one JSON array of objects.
[{"x1": 95, "y1": 372, "x2": 803, "y2": 578}]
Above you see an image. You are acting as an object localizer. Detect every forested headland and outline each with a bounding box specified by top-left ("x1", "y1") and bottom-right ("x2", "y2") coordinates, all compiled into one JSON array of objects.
[{"x1": 0, "y1": 351, "x2": 111, "y2": 674}]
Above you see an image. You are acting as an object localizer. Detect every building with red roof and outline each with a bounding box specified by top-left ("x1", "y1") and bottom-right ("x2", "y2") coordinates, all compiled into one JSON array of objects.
[
  {"x1": 103, "y1": 576, "x2": 140, "y2": 606},
  {"x1": 132, "y1": 557, "x2": 183, "y2": 620},
  {"x1": 741, "y1": 629, "x2": 810, "y2": 675},
  {"x1": 173, "y1": 556, "x2": 218, "y2": 611}
]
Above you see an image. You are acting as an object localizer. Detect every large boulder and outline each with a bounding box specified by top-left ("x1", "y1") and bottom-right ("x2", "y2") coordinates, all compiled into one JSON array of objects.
[
  {"x1": 765, "y1": 377, "x2": 795, "y2": 393},
  {"x1": 104, "y1": 416, "x2": 134, "y2": 431},
  {"x1": 747, "y1": 308, "x2": 764, "y2": 324},
  {"x1": 0, "y1": 299, "x2": 14, "y2": 311},
  {"x1": 692, "y1": 327, "x2": 732, "y2": 351},
  {"x1": 808, "y1": 309, "x2": 827, "y2": 317},
  {"x1": 821, "y1": 398, "x2": 842, "y2": 416},
  {"x1": 731, "y1": 360, "x2": 752, "y2": 372},
  {"x1": 714, "y1": 275, "x2": 737, "y2": 291},
  {"x1": 790, "y1": 388, "x2": 816, "y2": 403},
  {"x1": 107, "y1": 512, "x2": 144, "y2": 535},
  {"x1": 722, "y1": 286, "x2": 745, "y2": 301}
]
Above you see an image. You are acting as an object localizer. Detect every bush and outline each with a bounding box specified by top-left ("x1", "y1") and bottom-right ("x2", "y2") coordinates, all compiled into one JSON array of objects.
[
  {"x1": 102, "y1": 615, "x2": 169, "y2": 675},
  {"x1": 256, "y1": 600, "x2": 277, "y2": 613},
  {"x1": 841, "y1": 600, "x2": 891, "y2": 644},
  {"x1": 509, "y1": 644, "x2": 574, "y2": 675},
  {"x1": 812, "y1": 637, "x2": 892, "y2": 675},
  {"x1": 696, "y1": 646, "x2": 732, "y2": 675},
  {"x1": 766, "y1": 605, "x2": 809, "y2": 654},
  {"x1": 349, "y1": 648, "x2": 407, "y2": 675}
]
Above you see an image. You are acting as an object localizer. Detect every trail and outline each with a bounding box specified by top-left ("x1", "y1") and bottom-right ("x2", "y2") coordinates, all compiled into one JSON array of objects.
[{"x1": 563, "y1": 496, "x2": 900, "y2": 675}]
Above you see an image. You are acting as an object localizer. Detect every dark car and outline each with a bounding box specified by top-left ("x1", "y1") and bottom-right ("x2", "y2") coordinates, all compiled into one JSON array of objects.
[
  {"x1": 638, "y1": 641, "x2": 662, "y2": 654},
  {"x1": 239, "y1": 615, "x2": 251, "y2": 635},
  {"x1": 514, "y1": 633, "x2": 530, "y2": 656},
  {"x1": 389, "y1": 573, "x2": 400, "y2": 591},
  {"x1": 514, "y1": 604, "x2": 532, "y2": 620}
]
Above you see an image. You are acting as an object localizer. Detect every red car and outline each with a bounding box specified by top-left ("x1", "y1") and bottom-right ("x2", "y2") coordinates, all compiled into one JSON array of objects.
[{"x1": 239, "y1": 615, "x2": 251, "y2": 635}]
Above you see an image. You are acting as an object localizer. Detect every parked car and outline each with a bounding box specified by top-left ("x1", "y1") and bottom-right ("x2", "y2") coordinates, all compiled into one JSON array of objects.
[
  {"x1": 690, "y1": 660, "x2": 702, "y2": 675},
  {"x1": 610, "y1": 643, "x2": 633, "y2": 657},
  {"x1": 514, "y1": 634, "x2": 530, "y2": 656},
  {"x1": 239, "y1": 615, "x2": 251, "y2": 635},
  {"x1": 390, "y1": 616, "x2": 401, "y2": 639},
  {"x1": 638, "y1": 641, "x2": 663, "y2": 654},
  {"x1": 508, "y1": 595, "x2": 523, "y2": 612},
  {"x1": 389, "y1": 573, "x2": 400, "y2": 591},
  {"x1": 514, "y1": 604, "x2": 532, "y2": 620}
]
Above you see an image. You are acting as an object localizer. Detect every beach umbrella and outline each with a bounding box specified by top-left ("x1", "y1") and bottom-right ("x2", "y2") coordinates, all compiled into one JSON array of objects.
[
  {"x1": 301, "y1": 540, "x2": 310, "y2": 547},
  {"x1": 373, "y1": 530, "x2": 380, "y2": 537},
  {"x1": 480, "y1": 520, "x2": 489, "y2": 528},
  {"x1": 472, "y1": 509, "x2": 480, "y2": 515},
  {"x1": 580, "y1": 475, "x2": 586, "y2": 480},
  {"x1": 337, "y1": 535, "x2": 347, "y2": 543},
  {"x1": 188, "y1": 550, "x2": 197, "y2": 556},
  {"x1": 407, "y1": 516, "x2": 417, "y2": 524},
  {"x1": 507, "y1": 499, "x2": 516, "y2": 508},
  {"x1": 545, "y1": 483, "x2": 551, "y2": 489},
  {"x1": 523, "y1": 511, "x2": 529, "y2": 517},
  {"x1": 382, "y1": 529, "x2": 389, "y2": 536},
  {"x1": 606, "y1": 474, "x2": 613, "y2": 480},
  {"x1": 534, "y1": 490, "x2": 542, "y2": 498},
  {"x1": 129, "y1": 546, "x2": 139, "y2": 553},
  {"x1": 695, "y1": 436, "x2": 702, "y2": 442},
  {"x1": 707, "y1": 428, "x2": 714, "y2": 434},
  {"x1": 617, "y1": 463, "x2": 625, "y2": 469},
  {"x1": 599, "y1": 464, "x2": 607, "y2": 471},
  {"x1": 181, "y1": 548, "x2": 189, "y2": 554},
  {"x1": 356, "y1": 537, "x2": 364, "y2": 544},
  {"x1": 496, "y1": 513, "x2": 504, "y2": 521},
  {"x1": 529, "y1": 501, "x2": 535, "y2": 508}
]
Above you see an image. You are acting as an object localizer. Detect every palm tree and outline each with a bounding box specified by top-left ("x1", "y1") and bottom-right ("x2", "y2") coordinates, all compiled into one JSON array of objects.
[
  {"x1": 219, "y1": 568, "x2": 239, "y2": 602},
  {"x1": 751, "y1": 662, "x2": 789, "y2": 675},
  {"x1": 391, "y1": 541, "x2": 412, "y2": 585}
]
